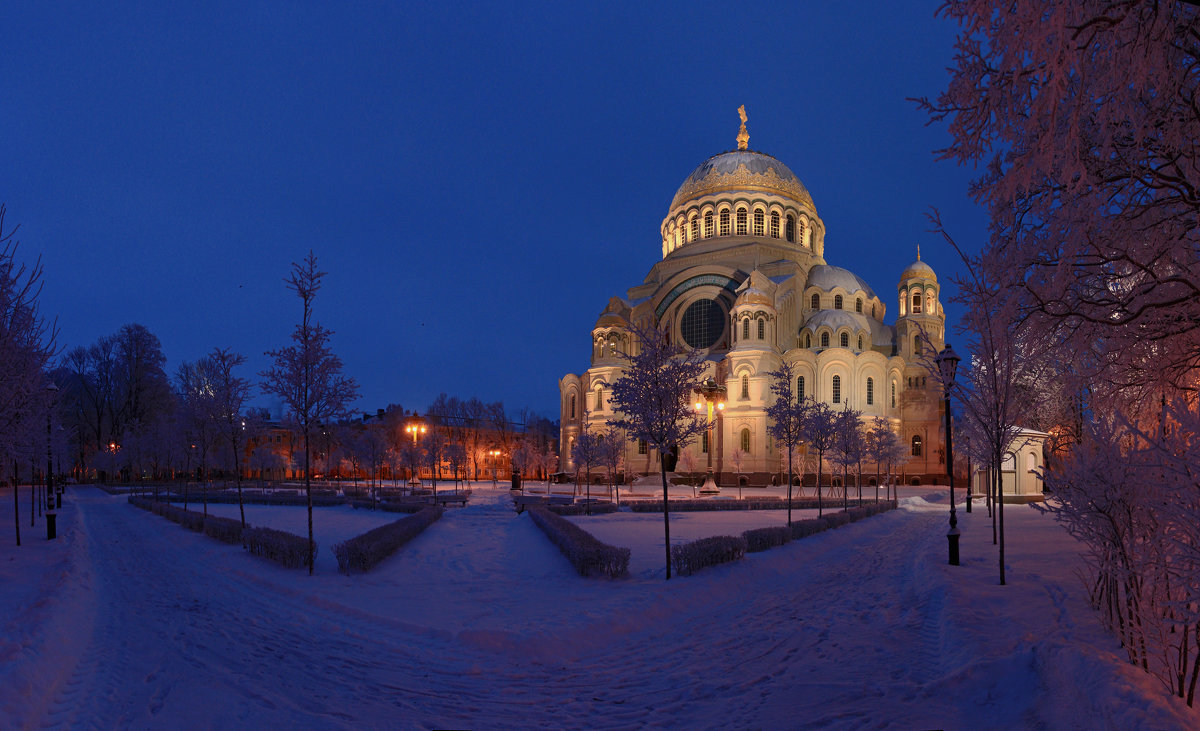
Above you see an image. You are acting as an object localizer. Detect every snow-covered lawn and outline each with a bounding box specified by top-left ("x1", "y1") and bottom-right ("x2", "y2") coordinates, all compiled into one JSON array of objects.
[{"x1": 1, "y1": 484, "x2": 1196, "y2": 729}]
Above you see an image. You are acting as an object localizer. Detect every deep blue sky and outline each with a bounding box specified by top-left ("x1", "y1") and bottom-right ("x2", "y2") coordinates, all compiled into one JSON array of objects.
[{"x1": 1, "y1": 1, "x2": 985, "y2": 420}]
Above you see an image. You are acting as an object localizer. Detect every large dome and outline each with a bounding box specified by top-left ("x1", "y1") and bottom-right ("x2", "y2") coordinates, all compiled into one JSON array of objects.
[{"x1": 670, "y1": 150, "x2": 814, "y2": 211}]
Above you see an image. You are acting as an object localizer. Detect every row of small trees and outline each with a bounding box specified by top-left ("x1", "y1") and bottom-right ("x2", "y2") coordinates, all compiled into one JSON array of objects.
[{"x1": 922, "y1": 0, "x2": 1200, "y2": 704}]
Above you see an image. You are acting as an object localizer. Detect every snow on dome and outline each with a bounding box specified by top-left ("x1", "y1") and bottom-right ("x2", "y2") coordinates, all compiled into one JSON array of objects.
[
  {"x1": 803, "y1": 309, "x2": 865, "y2": 333},
  {"x1": 806, "y1": 265, "x2": 877, "y2": 300},
  {"x1": 669, "y1": 150, "x2": 814, "y2": 211},
  {"x1": 901, "y1": 258, "x2": 936, "y2": 281}
]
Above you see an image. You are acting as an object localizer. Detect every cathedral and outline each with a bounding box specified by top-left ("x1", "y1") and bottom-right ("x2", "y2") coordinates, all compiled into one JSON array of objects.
[{"x1": 560, "y1": 111, "x2": 947, "y2": 485}]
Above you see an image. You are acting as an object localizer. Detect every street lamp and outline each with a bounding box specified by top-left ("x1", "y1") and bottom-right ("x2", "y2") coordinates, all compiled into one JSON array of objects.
[
  {"x1": 488, "y1": 448, "x2": 501, "y2": 487},
  {"x1": 936, "y1": 342, "x2": 962, "y2": 566},
  {"x1": 692, "y1": 377, "x2": 727, "y2": 495},
  {"x1": 404, "y1": 416, "x2": 426, "y2": 486}
]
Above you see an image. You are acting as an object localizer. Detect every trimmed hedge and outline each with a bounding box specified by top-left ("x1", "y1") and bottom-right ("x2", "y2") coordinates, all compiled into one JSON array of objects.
[
  {"x1": 547, "y1": 501, "x2": 619, "y2": 516},
  {"x1": 528, "y1": 506, "x2": 630, "y2": 578},
  {"x1": 350, "y1": 500, "x2": 429, "y2": 514},
  {"x1": 742, "y1": 525, "x2": 792, "y2": 553},
  {"x1": 203, "y1": 515, "x2": 246, "y2": 544},
  {"x1": 627, "y1": 497, "x2": 874, "y2": 513},
  {"x1": 670, "y1": 535, "x2": 747, "y2": 577},
  {"x1": 332, "y1": 506, "x2": 443, "y2": 574},
  {"x1": 789, "y1": 518, "x2": 830, "y2": 540},
  {"x1": 244, "y1": 526, "x2": 311, "y2": 569}
]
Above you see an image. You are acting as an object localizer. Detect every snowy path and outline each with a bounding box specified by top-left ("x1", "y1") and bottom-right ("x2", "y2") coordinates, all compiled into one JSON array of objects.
[{"x1": 2, "y1": 486, "x2": 1194, "y2": 729}]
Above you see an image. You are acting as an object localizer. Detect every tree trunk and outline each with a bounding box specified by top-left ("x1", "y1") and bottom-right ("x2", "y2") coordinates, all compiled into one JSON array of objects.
[
  {"x1": 13, "y1": 460, "x2": 20, "y2": 546},
  {"x1": 661, "y1": 465, "x2": 672, "y2": 580},
  {"x1": 816, "y1": 452, "x2": 824, "y2": 518},
  {"x1": 786, "y1": 450, "x2": 793, "y2": 525},
  {"x1": 305, "y1": 430, "x2": 313, "y2": 576}
]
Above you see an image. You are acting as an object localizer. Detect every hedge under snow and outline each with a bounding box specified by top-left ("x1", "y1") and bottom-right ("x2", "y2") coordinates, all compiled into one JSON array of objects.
[
  {"x1": 244, "y1": 526, "x2": 311, "y2": 569},
  {"x1": 528, "y1": 506, "x2": 630, "y2": 578},
  {"x1": 332, "y1": 506, "x2": 443, "y2": 574}
]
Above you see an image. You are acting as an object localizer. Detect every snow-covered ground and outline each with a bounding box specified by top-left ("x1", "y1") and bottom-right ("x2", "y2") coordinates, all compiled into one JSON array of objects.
[{"x1": 1, "y1": 484, "x2": 1196, "y2": 729}]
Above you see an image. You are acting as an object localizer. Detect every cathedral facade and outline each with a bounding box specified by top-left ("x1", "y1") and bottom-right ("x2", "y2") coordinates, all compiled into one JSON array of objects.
[{"x1": 560, "y1": 116, "x2": 947, "y2": 485}]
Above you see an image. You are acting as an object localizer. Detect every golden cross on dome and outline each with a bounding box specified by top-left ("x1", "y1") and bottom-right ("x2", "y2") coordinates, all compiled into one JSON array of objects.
[{"x1": 737, "y1": 105, "x2": 749, "y2": 150}]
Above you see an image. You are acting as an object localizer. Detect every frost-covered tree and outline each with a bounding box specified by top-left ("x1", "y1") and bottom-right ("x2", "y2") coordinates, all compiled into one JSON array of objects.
[
  {"x1": 918, "y1": 1, "x2": 1200, "y2": 405},
  {"x1": 206, "y1": 348, "x2": 252, "y2": 526},
  {"x1": 608, "y1": 322, "x2": 707, "y2": 580},
  {"x1": 0, "y1": 207, "x2": 55, "y2": 547},
  {"x1": 863, "y1": 417, "x2": 903, "y2": 503},
  {"x1": 422, "y1": 429, "x2": 448, "y2": 497},
  {"x1": 260, "y1": 252, "x2": 359, "y2": 574},
  {"x1": 799, "y1": 400, "x2": 837, "y2": 518},
  {"x1": 570, "y1": 426, "x2": 602, "y2": 513},
  {"x1": 830, "y1": 406, "x2": 864, "y2": 509},
  {"x1": 597, "y1": 430, "x2": 623, "y2": 505},
  {"x1": 728, "y1": 448, "x2": 746, "y2": 500},
  {"x1": 766, "y1": 362, "x2": 809, "y2": 523}
]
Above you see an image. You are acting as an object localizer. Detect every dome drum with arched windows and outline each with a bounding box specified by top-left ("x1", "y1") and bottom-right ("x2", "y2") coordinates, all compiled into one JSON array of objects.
[{"x1": 562, "y1": 109, "x2": 950, "y2": 486}]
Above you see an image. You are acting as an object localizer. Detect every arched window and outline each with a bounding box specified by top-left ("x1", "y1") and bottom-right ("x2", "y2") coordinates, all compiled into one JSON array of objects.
[
  {"x1": 811, "y1": 293, "x2": 820, "y2": 309},
  {"x1": 872, "y1": 304, "x2": 876, "y2": 318},
  {"x1": 832, "y1": 375, "x2": 841, "y2": 403},
  {"x1": 757, "y1": 318, "x2": 765, "y2": 339},
  {"x1": 595, "y1": 387, "x2": 604, "y2": 412},
  {"x1": 741, "y1": 374, "x2": 749, "y2": 399},
  {"x1": 1027, "y1": 452, "x2": 1036, "y2": 471},
  {"x1": 638, "y1": 439, "x2": 647, "y2": 455},
  {"x1": 858, "y1": 335, "x2": 863, "y2": 350},
  {"x1": 925, "y1": 292, "x2": 933, "y2": 313},
  {"x1": 740, "y1": 428, "x2": 751, "y2": 453},
  {"x1": 891, "y1": 381, "x2": 896, "y2": 408},
  {"x1": 912, "y1": 293, "x2": 922, "y2": 314},
  {"x1": 912, "y1": 435, "x2": 922, "y2": 456},
  {"x1": 704, "y1": 211, "x2": 714, "y2": 238},
  {"x1": 786, "y1": 214, "x2": 796, "y2": 242},
  {"x1": 742, "y1": 319, "x2": 750, "y2": 339},
  {"x1": 770, "y1": 212, "x2": 780, "y2": 238},
  {"x1": 753, "y1": 209, "x2": 764, "y2": 235},
  {"x1": 855, "y1": 298, "x2": 862, "y2": 313},
  {"x1": 821, "y1": 332, "x2": 830, "y2": 347},
  {"x1": 720, "y1": 210, "x2": 731, "y2": 236},
  {"x1": 840, "y1": 332, "x2": 849, "y2": 348},
  {"x1": 834, "y1": 295, "x2": 843, "y2": 310},
  {"x1": 866, "y1": 377, "x2": 874, "y2": 405},
  {"x1": 570, "y1": 394, "x2": 576, "y2": 419},
  {"x1": 900, "y1": 297, "x2": 907, "y2": 316},
  {"x1": 690, "y1": 216, "x2": 699, "y2": 241},
  {"x1": 805, "y1": 333, "x2": 811, "y2": 348},
  {"x1": 914, "y1": 336, "x2": 921, "y2": 354},
  {"x1": 736, "y1": 207, "x2": 747, "y2": 235},
  {"x1": 797, "y1": 376, "x2": 805, "y2": 401},
  {"x1": 799, "y1": 218, "x2": 807, "y2": 245}
]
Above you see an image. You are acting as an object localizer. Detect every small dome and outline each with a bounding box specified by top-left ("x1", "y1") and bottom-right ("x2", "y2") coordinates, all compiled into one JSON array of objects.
[
  {"x1": 595, "y1": 312, "x2": 627, "y2": 328},
  {"x1": 735, "y1": 287, "x2": 773, "y2": 308},
  {"x1": 670, "y1": 150, "x2": 814, "y2": 211},
  {"x1": 806, "y1": 265, "x2": 877, "y2": 300},
  {"x1": 901, "y1": 248, "x2": 936, "y2": 281}
]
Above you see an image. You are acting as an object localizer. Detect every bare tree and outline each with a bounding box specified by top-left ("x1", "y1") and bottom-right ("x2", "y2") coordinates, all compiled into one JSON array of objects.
[
  {"x1": 608, "y1": 322, "x2": 707, "y2": 580},
  {"x1": 260, "y1": 252, "x2": 359, "y2": 575},
  {"x1": 830, "y1": 406, "x2": 864, "y2": 510},
  {"x1": 766, "y1": 362, "x2": 809, "y2": 523},
  {"x1": 206, "y1": 348, "x2": 252, "y2": 527},
  {"x1": 0, "y1": 205, "x2": 56, "y2": 545},
  {"x1": 799, "y1": 399, "x2": 837, "y2": 518}
]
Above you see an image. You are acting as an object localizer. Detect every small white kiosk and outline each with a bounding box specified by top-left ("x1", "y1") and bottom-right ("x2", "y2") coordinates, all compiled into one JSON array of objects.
[{"x1": 970, "y1": 427, "x2": 1049, "y2": 502}]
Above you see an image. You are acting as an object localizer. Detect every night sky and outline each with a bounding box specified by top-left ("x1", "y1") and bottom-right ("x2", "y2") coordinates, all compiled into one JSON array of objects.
[{"x1": 1, "y1": 1, "x2": 987, "y2": 420}]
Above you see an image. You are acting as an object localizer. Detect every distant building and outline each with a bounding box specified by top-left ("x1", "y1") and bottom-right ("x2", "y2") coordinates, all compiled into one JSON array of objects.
[{"x1": 560, "y1": 111, "x2": 949, "y2": 484}]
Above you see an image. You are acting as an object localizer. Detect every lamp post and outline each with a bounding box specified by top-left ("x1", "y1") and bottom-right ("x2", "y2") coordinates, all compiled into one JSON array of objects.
[
  {"x1": 692, "y1": 378, "x2": 727, "y2": 495},
  {"x1": 936, "y1": 343, "x2": 962, "y2": 566},
  {"x1": 45, "y1": 382, "x2": 58, "y2": 537},
  {"x1": 488, "y1": 449, "x2": 501, "y2": 487},
  {"x1": 404, "y1": 416, "x2": 426, "y2": 487}
]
